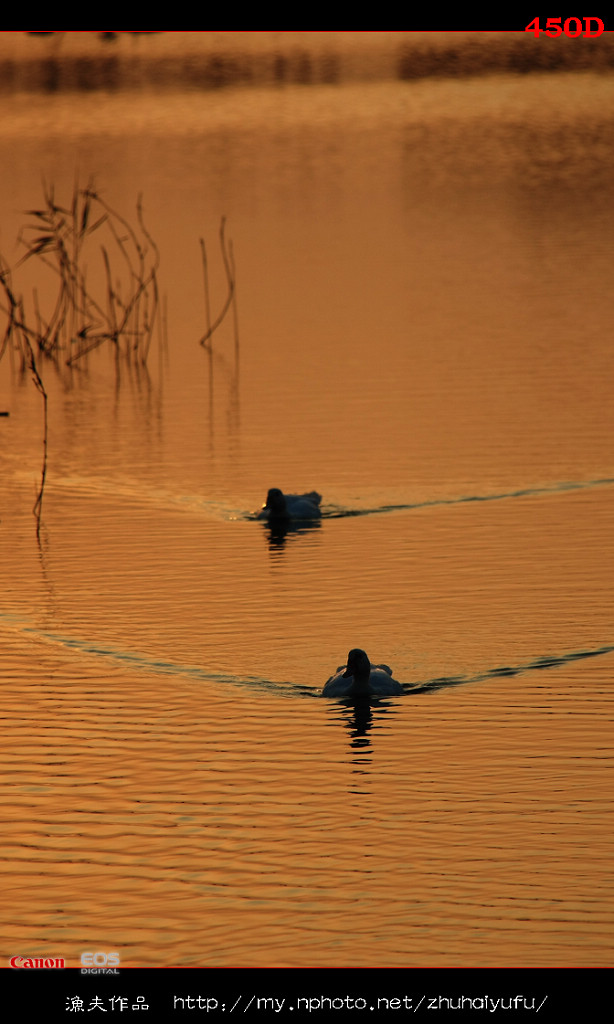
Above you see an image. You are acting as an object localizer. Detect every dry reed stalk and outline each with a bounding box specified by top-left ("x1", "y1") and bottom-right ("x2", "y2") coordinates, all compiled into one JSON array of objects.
[
  {"x1": 0, "y1": 182, "x2": 237, "y2": 532},
  {"x1": 6, "y1": 181, "x2": 160, "y2": 367},
  {"x1": 228, "y1": 237, "x2": 240, "y2": 371},
  {"x1": 0, "y1": 259, "x2": 41, "y2": 368},
  {"x1": 199, "y1": 238, "x2": 212, "y2": 347},
  {"x1": 198, "y1": 217, "x2": 237, "y2": 348},
  {"x1": 23, "y1": 336, "x2": 48, "y2": 537}
]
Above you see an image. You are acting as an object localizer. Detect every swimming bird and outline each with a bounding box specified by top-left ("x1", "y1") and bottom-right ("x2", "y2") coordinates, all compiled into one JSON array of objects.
[
  {"x1": 259, "y1": 488, "x2": 322, "y2": 521},
  {"x1": 323, "y1": 648, "x2": 404, "y2": 697}
]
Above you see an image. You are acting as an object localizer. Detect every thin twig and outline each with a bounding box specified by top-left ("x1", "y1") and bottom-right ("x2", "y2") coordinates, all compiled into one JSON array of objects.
[
  {"x1": 199, "y1": 237, "x2": 212, "y2": 348},
  {"x1": 198, "y1": 217, "x2": 236, "y2": 347},
  {"x1": 23, "y1": 337, "x2": 48, "y2": 537}
]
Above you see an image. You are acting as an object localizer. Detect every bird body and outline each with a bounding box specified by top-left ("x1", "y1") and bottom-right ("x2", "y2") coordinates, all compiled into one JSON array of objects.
[
  {"x1": 259, "y1": 488, "x2": 322, "y2": 521},
  {"x1": 323, "y1": 648, "x2": 404, "y2": 697}
]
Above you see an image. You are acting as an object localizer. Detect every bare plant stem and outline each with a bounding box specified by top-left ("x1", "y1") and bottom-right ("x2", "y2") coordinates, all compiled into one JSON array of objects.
[
  {"x1": 198, "y1": 217, "x2": 236, "y2": 347},
  {"x1": 24, "y1": 337, "x2": 48, "y2": 537},
  {"x1": 229, "y1": 238, "x2": 240, "y2": 372},
  {"x1": 199, "y1": 238, "x2": 212, "y2": 349}
]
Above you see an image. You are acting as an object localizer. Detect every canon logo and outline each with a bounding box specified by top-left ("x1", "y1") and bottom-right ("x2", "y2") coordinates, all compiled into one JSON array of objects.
[{"x1": 10, "y1": 956, "x2": 65, "y2": 969}]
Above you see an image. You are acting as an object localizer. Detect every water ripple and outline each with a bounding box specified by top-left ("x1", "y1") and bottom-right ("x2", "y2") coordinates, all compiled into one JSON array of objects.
[
  {"x1": 321, "y1": 476, "x2": 614, "y2": 520},
  {"x1": 11, "y1": 620, "x2": 614, "y2": 701},
  {"x1": 409, "y1": 644, "x2": 614, "y2": 695},
  {"x1": 44, "y1": 472, "x2": 614, "y2": 523}
]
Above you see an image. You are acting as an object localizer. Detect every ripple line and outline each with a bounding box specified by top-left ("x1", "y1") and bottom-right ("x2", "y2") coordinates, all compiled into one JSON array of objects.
[
  {"x1": 18, "y1": 626, "x2": 298, "y2": 696},
  {"x1": 321, "y1": 476, "x2": 614, "y2": 520},
  {"x1": 409, "y1": 644, "x2": 614, "y2": 695},
  {"x1": 9, "y1": 621, "x2": 614, "y2": 701}
]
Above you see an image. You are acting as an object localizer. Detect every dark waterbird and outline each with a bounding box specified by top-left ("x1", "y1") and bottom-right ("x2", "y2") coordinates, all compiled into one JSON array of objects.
[
  {"x1": 258, "y1": 488, "x2": 322, "y2": 521},
  {"x1": 323, "y1": 648, "x2": 404, "y2": 698}
]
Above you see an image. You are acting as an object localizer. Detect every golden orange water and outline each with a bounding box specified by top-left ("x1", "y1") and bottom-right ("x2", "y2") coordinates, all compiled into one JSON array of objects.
[{"x1": 0, "y1": 32, "x2": 613, "y2": 968}]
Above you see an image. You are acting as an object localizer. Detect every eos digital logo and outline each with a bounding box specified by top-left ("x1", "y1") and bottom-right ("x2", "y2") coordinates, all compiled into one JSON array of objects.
[{"x1": 80, "y1": 951, "x2": 120, "y2": 974}]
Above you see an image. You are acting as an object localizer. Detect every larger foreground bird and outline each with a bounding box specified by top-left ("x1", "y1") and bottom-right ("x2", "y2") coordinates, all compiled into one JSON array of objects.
[{"x1": 323, "y1": 648, "x2": 404, "y2": 697}]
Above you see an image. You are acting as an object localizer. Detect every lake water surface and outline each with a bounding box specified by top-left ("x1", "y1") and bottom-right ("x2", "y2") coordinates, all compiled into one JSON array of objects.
[{"x1": 0, "y1": 32, "x2": 613, "y2": 970}]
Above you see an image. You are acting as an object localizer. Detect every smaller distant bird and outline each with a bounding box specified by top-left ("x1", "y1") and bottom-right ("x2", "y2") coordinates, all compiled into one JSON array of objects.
[
  {"x1": 259, "y1": 488, "x2": 322, "y2": 521},
  {"x1": 323, "y1": 648, "x2": 404, "y2": 697}
]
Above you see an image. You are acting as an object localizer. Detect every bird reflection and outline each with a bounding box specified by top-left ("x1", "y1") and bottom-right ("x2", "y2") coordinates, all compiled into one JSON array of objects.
[
  {"x1": 330, "y1": 694, "x2": 402, "y2": 752},
  {"x1": 262, "y1": 518, "x2": 322, "y2": 548},
  {"x1": 342, "y1": 696, "x2": 374, "y2": 743}
]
